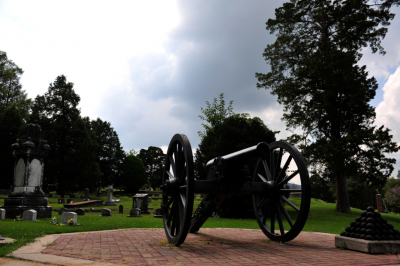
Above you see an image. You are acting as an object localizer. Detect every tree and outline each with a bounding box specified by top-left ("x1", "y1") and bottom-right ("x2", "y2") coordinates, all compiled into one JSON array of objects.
[
  {"x1": 0, "y1": 51, "x2": 31, "y2": 189},
  {"x1": 119, "y1": 154, "x2": 147, "y2": 193},
  {"x1": 0, "y1": 51, "x2": 31, "y2": 120},
  {"x1": 255, "y1": 0, "x2": 400, "y2": 213},
  {"x1": 138, "y1": 147, "x2": 165, "y2": 189},
  {"x1": 309, "y1": 173, "x2": 335, "y2": 202},
  {"x1": 195, "y1": 94, "x2": 277, "y2": 218},
  {"x1": 0, "y1": 106, "x2": 24, "y2": 189},
  {"x1": 88, "y1": 118, "x2": 125, "y2": 186},
  {"x1": 29, "y1": 75, "x2": 100, "y2": 194}
]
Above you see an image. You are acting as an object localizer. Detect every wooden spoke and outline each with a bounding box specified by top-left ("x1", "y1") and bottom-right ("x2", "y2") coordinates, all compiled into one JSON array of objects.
[
  {"x1": 179, "y1": 193, "x2": 186, "y2": 210},
  {"x1": 276, "y1": 155, "x2": 292, "y2": 183},
  {"x1": 165, "y1": 197, "x2": 173, "y2": 208},
  {"x1": 179, "y1": 165, "x2": 187, "y2": 182},
  {"x1": 171, "y1": 203, "x2": 177, "y2": 236},
  {"x1": 278, "y1": 199, "x2": 293, "y2": 228},
  {"x1": 169, "y1": 155, "x2": 176, "y2": 177},
  {"x1": 276, "y1": 203, "x2": 285, "y2": 235},
  {"x1": 274, "y1": 148, "x2": 283, "y2": 181},
  {"x1": 277, "y1": 170, "x2": 299, "y2": 187},
  {"x1": 262, "y1": 200, "x2": 271, "y2": 225},
  {"x1": 280, "y1": 195, "x2": 300, "y2": 212},
  {"x1": 257, "y1": 197, "x2": 269, "y2": 209},
  {"x1": 262, "y1": 159, "x2": 272, "y2": 181},
  {"x1": 166, "y1": 170, "x2": 174, "y2": 180},
  {"x1": 258, "y1": 173, "x2": 268, "y2": 183},
  {"x1": 270, "y1": 198, "x2": 275, "y2": 234}
]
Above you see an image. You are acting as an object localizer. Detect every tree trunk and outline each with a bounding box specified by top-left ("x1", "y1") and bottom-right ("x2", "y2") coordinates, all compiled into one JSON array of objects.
[{"x1": 335, "y1": 172, "x2": 351, "y2": 213}]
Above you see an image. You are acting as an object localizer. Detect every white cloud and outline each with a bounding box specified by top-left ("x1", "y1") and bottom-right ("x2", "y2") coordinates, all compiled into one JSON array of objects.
[{"x1": 375, "y1": 65, "x2": 400, "y2": 177}]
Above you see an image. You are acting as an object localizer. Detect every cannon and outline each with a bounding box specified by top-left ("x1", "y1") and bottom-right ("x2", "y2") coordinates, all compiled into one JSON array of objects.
[{"x1": 160, "y1": 134, "x2": 311, "y2": 246}]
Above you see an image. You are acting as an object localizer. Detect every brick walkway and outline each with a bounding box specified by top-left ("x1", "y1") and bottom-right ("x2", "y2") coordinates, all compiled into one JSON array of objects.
[{"x1": 41, "y1": 228, "x2": 400, "y2": 265}]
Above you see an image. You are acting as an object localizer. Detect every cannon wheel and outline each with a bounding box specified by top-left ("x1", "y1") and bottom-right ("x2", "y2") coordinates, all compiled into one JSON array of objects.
[
  {"x1": 161, "y1": 134, "x2": 194, "y2": 246},
  {"x1": 252, "y1": 141, "x2": 311, "y2": 242}
]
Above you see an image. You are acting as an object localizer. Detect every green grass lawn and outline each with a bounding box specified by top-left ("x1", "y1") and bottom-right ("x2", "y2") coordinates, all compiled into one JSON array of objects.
[{"x1": 1, "y1": 194, "x2": 400, "y2": 257}]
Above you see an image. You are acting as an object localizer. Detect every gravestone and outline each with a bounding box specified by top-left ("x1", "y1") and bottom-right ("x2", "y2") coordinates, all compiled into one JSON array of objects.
[
  {"x1": 0, "y1": 209, "x2": 5, "y2": 220},
  {"x1": 104, "y1": 185, "x2": 116, "y2": 206},
  {"x1": 0, "y1": 126, "x2": 52, "y2": 218},
  {"x1": 148, "y1": 198, "x2": 152, "y2": 203},
  {"x1": 74, "y1": 195, "x2": 81, "y2": 199},
  {"x1": 119, "y1": 205, "x2": 123, "y2": 214},
  {"x1": 58, "y1": 207, "x2": 68, "y2": 215},
  {"x1": 84, "y1": 188, "x2": 90, "y2": 201},
  {"x1": 76, "y1": 208, "x2": 85, "y2": 216},
  {"x1": 23, "y1": 209, "x2": 37, "y2": 221},
  {"x1": 153, "y1": 208, "x2": 162, "y2": 218},
  {"x1": 101, "y1": 208, "x2": 111, "y2": 216},
  {"x1": 96, "y1": 180, "x2": 102, "y2": 197},
  {"x1": 61, "y1": 212, "x2": 77, "y2": 225},
  {"x1": 52, "y1": 195, "x2": 61, "y2": 198},
  {"x1": 133, "y1": 194, "x2": 149, "y2": 214},
  {"x1": 64, "y1": 195, "x2": 70, "y2": 198},
  {"x1": 127, "y1": 208, "x2": 141, "y2": 217}
]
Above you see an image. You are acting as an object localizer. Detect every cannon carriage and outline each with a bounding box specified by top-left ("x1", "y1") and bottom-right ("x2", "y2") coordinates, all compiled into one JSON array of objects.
[{"x1": 160, "y1": 133, "x2": 311, "y2": 246}]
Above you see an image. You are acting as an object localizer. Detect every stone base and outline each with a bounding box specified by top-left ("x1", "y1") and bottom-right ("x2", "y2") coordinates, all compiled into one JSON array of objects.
[
  {"x1": 104, "y1": 202, "x2": 116, "y2": 206},
  {"x1": 1, "y1": 206, "x2": 52, "y2": 219},
  {"x1": 335, "y1": 235, "x2": 400, "y2": 254},
  {"x1": 127, "y1": 215, "x2": 142, "y2": 217}
]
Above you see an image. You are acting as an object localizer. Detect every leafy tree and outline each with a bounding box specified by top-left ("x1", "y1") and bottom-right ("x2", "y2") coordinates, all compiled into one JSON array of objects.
[
  {"x1": 88, "y1": 118, "x2": 125, "y2": 186},
  {"x1": 255, "y1": 0, "x2": 400, "y2": 213},
  {"x1": 0, "y1": 106, "x2": 24, "y2": 189},
  {"x1": 0, "y1": 51, "x2": 31, "y2": 189},
  {"x1": 385, "y1": 186, "x2": 400, "y2": 213},
  {"x1": 195, "y1": 95, "x2": 277, "y2": 218},
  {"x1": 383, "y1": 177, "x2": 400, "y2": 196},
  {"x1": 0, "y1": 51, "x2": 31, "y2": 120},
  {"x1": 119, "y1": 154, "x2": 147, "y2": 193},
  {"x1": 29, "y1": 75, "x2": 100, "y2": 194},
  {"x1": 138, "y1": 146, "x2": 165, "y2": 189}
]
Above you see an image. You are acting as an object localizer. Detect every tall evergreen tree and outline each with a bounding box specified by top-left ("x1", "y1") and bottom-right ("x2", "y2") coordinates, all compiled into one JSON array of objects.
[
  {"x1": 138, "y1": 147, "x2": 165, "y2": 189},
  {"x1": 88, "y1": 118, "x2": 125, "y2": 186},
  {"x1": 255, "y1": 0, "x2": 400, "y2": 213},
  {"x1": 30, "y1": 75, "x2": 100, "y2": 194}
]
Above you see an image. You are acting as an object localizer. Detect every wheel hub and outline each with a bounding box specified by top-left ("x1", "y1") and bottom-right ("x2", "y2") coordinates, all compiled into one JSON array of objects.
[{"x1": 164, "y1": 178, "x2": 179, "y2": 197}]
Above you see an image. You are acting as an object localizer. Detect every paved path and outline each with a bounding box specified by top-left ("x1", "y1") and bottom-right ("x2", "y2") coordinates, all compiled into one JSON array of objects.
[{"x1": 8, "y1": 228, "x2": 400, "y2": 265}]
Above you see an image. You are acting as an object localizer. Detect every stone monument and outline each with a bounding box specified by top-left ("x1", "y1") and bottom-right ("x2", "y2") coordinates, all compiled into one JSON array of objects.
[
  {"x1": 1, "y1": 124, "x2": 52, "y2": 218},
  {"x1": 84, "y1": 188, "x2": 90, "y2": 201},
  {"x1": 97, "y1": 180, "x2": 102, "y2": 197},
  {"x1": 133, "y1": 194, "x2": 149, "y2": 214},
  {"x1": 104, "y1": 185, "x2": 116, "y2": 206}
]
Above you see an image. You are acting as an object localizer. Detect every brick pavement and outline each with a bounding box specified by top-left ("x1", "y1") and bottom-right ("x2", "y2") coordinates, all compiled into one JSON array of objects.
[{"x1": 41, "y1": 228, "x2": 400, "y2": 265}]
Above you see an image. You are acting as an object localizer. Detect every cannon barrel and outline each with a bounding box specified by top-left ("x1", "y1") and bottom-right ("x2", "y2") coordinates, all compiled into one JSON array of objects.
[{"x1": 206, "y1": 142, "x2": 270, "y2": 167}]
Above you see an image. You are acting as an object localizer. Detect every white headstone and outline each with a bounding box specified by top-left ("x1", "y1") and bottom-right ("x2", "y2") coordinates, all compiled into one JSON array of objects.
[
  {"x1": 14, "y1": 158, "x2": 25, "y2": 187},
  {"x1": 61, "y1": 212, "x2": 77, "y2": 225},
  {"x1": 23, "y1": 209, "x2": 37, "y2": 221},
  {"x1": 0, "y1": 208, "x2": 5, "y2": 220},
  {"x1": 75, "y1": 195, "x2": 81, "y2": 199},
  {"x1": 28, "y1": 159, "x2": 41, "y2": 187}
]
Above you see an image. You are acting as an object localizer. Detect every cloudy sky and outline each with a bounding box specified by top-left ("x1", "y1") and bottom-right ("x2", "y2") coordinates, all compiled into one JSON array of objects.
[{"x1": 1, "y1": 0, "x2": 400, "y2": 179}]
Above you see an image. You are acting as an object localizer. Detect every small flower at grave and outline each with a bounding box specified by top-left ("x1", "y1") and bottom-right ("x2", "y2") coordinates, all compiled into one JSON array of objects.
[
  {"x1": 51, "y1": 217, "x2": 58, "y2": 225},
  {"x1": 68, "y1": 218, "x2": 74, "y2": 225},
  {"x1": 14, "y1": 215, "x2": 21, "y2": 221}
]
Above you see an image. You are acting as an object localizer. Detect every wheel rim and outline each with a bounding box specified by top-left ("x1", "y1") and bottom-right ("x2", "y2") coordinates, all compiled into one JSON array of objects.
[
  {"x1": 252, "y1": 141, "x2": 311, "y2": 242},
  {"x1": 161, "y1": 134, "x2": 194, "y2": 246}
]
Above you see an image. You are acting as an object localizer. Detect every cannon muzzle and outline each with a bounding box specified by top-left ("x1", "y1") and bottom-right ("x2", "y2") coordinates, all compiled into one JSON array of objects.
[{"x1": 206, "y1": 142, "x2": 270, "y2": 167}]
